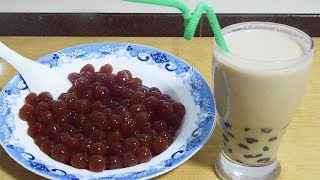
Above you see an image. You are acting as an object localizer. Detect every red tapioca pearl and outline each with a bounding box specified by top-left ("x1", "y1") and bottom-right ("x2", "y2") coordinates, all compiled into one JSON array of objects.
[
  {"x1": 121, "y1": 118, "x2": 137, "y2": 136},
  {"x1": 104, "y1": 74, "x2": 117, "y2": 89},
  {"x1": 37, "y1": 92, "x2": 53, "y2": 103},
  {"x1": 34, "y1": 135, "x2": 48, "y2": 147},
  {"x1": 107, "y1": 131, "x2": 123, "y2": 143},
  {"x1": 65, "y1": 93, "x2": 78, "y2": 109},
  {"x1": 116, "y1": 70, "x2": 132, "y2": 86},
  {"x1": 147, "y1": 91, "x2": 160, "y2": 99},
  {"x1": 99, "y1": 64, "x2": 113, "y2": 75},
  {"x1": 51, "y1": 144, "x2": 70, "y2": 164},
  {"x1": 157, "y1": 101, "x2": 174, "y2": 120},
  {"x1": 124, "y1": 137, "x2": 140, "y2": 152},
  {"x1": 172, "y1": 102, "x2": 186, "y2": 118},
  {"x1": 61, "y1": 133, "x2": 80, "y2": 151},
  {"x1": 25, "y1": 92, "x2": 38, "y2": 106},
  {"x1": 119, "y1": 110, "x2": 132, "y2": 120},
  {"x1": 40, "y1": 139, "x2": 54, "y2": 155},
  {"x1": 58, "y1": 93, "x2": 68, "y2": 101},
  {"x1": 114, "y1": 105, "x2": 127, "y2": 114},
  {"x1": 129, "y1": 104, "x2": 147, "y2": 116},
  {"x1": 37, "y1": 111, "x2": 54, "y2": 125},
  {"x1": 120, "y1": 88, "x2": 135, "y2": 99},
  {"x1": 80, "y1": 64, "x2": 95, "y2": 74},
  {"x1": 80, "y1": 71, "x2": 95, "y2": 83},
  {"x1": 83, "y1": 122, "x2": 95, "y2": 136},
  {"x1": 72, "y1": 99, "x2": 90, "y2": 115},
  {"x1": 82, "y1": 90, "x2": 95, "y2": 103},
  {"x1": 50, "y1": 100, "x2": 67, "y2": 117},
  {"x1": 135, "y1": 146, "x2": 152, "y2": 163},
  {"x1": 74, "y1": 133, "x2": 85, "y2": 142},
  {"x1": 159, "y1": 94, "x2": 171, "y2": 101},
  {"x1": 19, "y1": 104, "x2": 35, "y2": 121},
  {"x1": 73, "y1": 115, "x2": 88, "y2": 129},
  {"x1": 70, "y1": 153, "x2": 88, "y2": 169},
  {"x1": 60, "y1": 122, "x2": 77, "y2": 135},
  {"x1": 35, "y1": 102, "x2": 50, "y2": 116},
  {"x1": 94, "y1": 86, "x2": 110, "y2": 102},
  {"x1": 90, "y1": 101, "x2": 106, "y2": 112},
  {"x1": 127, "y1": 77, "x2": 142, "y2": 90},
  {"x1": 159, "y1": 131, "x2": 174, "y2": 145},
  {"x1": 68, "y1": 72, "x2": 80, "y2": 85},
  {"x1": 109, "y1": 142, "x2": 124, "y2": 156},
  {"x1": 137, "y1": 87, "x2": 149, "y2": 95},
  {"x1": 108, "y1": 155, "x2": 123, "y2": 170},
  {"x1": 102, "y1": 108, "x2": 113, "y2": 118},
  {"x1": 119, "y1": 98, "x2": 132, "y2": 108},
  {"x1": 131, "y1": 91, "x2": 146, "y2": 104},
  {"x1": 89, "y1": 111, "x2": 106, "y2": 128},
  {"x1": 136, "y1": 133, "x2": 152, "y2": 148},
  {"x1": 134, "y1": 112, "x2": 150, "y2": 130},
  {"x1": 89, "y1": 129, "x2": 106, "y2": 143},
  {"x1": 144, "y1": 96, "x2": 159, "y2": 110},
  {"x1": 45, "y1": 123, "x2": 62, "y2": 139},
  {"x1": 151, "y1": 136, "x2": 168, "y2": 155},
  {"x1": 28, "y1": 122, "x2": 44, "y2": 138},
  {"x1": 149, "y1": 87, "x2": 161, "y2": 94},
  {"x1": 123, "y1": 151, "x2": 138, "y2": 167},
  {"x1": 80, "y1": 138, "x2": 93, "y2": 154},
  {"x1": 109, "y1": 114, "x2": 121, "y2": 129},
  {"x1": 89, "y1": 142, "x2": 107, "y2": 156},
  {"x1": 88, "y1": 155, "x2": 106, "y2": 172},
  {"x1": 152, "y1": 120, "x2": 168, "y2": 133}
]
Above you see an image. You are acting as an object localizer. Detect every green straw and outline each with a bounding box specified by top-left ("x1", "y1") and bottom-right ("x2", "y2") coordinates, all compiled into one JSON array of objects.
[{"x1": 124, "y1": 0, "x2": 229, "y2": 52}]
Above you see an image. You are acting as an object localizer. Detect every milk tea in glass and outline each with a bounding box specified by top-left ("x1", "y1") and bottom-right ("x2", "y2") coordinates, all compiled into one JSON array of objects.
[{"x1": 213, "y1": 22, "x2": 314, "y2": 179}]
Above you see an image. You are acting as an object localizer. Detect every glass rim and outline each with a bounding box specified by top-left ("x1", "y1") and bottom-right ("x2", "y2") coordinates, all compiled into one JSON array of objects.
[{"x1": 214, "y1": 21, "x2": 314, "y2": 64}]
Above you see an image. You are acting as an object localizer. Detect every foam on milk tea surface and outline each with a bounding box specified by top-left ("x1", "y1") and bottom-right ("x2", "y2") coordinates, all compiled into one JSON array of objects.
[{"x1": 225, "y1": 30, "x2": 306, "y2": 61}]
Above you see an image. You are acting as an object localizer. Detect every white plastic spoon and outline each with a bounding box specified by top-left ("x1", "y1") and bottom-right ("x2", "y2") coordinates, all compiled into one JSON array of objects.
[{"x1": 0, "y1": 42, "x2": 71, "y2": 99}]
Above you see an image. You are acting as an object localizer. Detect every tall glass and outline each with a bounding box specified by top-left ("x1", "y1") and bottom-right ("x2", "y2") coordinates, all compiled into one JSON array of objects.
[{"x1": 213, "y1": 22, "x2": 314, "y2": 179}]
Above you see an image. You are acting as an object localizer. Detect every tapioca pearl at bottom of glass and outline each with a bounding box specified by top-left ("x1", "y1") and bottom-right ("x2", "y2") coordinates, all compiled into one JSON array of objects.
[
  {"x1": 227, "y1": 132, "x2": 235, "y2": 138},
  {"x1": 257, "y1": 157, "x2": 271, "y2": 163},
  {"x1": 236, "y1": 160, "x2": 243, "y2": 164},
  {"x1": 263, "y1": 146, "x2": 269, "y2": 151},
  {"x1": 222, "y1": 121, "x2": 232, "y2": 129},
  {"x1": 243, "y1": 154, "x2": 263, "y2": 159},
  {"x1": 222, "y1": 134, "x2": 229, "y2": 142},
  {"x1": 238, "y1": 143, "x2": 249, "y2": 150},
  {"x1": 261, "y1": 128, "x2": 272, "y2": 134},
  {"x1": 269, "y1": 136, "x2": 277, "y2": 142},
  {"x1": 223, "y1": 141, "x2": 227, "y2": 147},
  {"x1": 245, "y1": 137, "x2": 259, "y2": 144}
]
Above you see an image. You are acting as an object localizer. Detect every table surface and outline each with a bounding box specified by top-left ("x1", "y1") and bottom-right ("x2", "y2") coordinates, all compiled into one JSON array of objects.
[{"x1": 0, "y1": 37, "x2": 319, "y2": 179}]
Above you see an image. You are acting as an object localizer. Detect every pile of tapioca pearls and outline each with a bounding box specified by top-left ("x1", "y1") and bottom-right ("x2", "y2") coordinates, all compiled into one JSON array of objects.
[{"x1": 19, "y1": 63, "x2": 186, "y2": 172}]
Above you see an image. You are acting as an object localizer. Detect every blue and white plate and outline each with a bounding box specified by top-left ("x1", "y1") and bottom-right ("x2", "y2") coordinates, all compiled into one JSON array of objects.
[{"x1": 0, "y1": 43, "x2": 215, "y2": 179}]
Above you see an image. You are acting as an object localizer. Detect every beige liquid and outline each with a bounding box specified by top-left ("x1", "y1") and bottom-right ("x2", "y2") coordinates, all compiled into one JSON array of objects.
[{"x1": 213, "y1": 30, "x2": 313, "y2": 166}]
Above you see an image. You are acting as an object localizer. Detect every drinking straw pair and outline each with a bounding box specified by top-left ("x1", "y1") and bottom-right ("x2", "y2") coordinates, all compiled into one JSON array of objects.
[{"x1": 124, "y1": 0, "x2": 229, "y2": 52}]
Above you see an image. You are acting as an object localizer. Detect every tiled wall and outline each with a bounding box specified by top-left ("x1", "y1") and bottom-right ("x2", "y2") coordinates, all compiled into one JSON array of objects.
[
  {"x1": 0, "y1": 0, "x2": 319, "y2": 37},
  {"x1": 0, "y1": 0, "x2": 319, "y2": 14}
]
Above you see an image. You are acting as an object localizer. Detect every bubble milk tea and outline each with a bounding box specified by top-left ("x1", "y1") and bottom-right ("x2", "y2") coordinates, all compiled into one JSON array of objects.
[{"x1": 213, "y1": 23, "x2": 313, "y2": 166}]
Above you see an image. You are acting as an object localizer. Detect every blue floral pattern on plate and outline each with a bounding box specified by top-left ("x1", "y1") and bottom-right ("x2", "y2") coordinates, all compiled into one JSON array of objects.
[{"x1": 0, "y1": 43, "x2": 215, "y2": 179}]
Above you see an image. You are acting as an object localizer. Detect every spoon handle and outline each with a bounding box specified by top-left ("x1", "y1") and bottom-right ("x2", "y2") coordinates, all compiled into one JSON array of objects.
[{"x1": 0, "y1": 42, "x2": 44, "y2": 70}]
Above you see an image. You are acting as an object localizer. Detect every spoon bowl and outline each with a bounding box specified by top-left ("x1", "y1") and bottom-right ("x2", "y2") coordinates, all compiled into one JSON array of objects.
[{"x1": 0, "y1": 42, "x2": 71, "y2": 99}]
